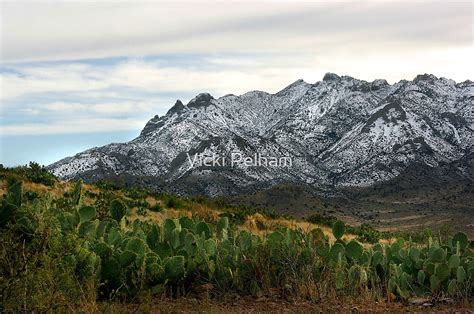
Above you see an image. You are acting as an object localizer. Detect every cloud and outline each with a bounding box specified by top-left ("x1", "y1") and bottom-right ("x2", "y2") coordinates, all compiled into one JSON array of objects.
[
  {"x1": 42, "y1": 101, "x2": 152, "y2": 114},
  {"x1": 0, "y1": 1, "x2": 472, "y2": 138},
  {"x1": 0, "y1": 0, "x2": 472, "y2": 166},
  {"x1": 1, "y1": 56, "x2": 311, "y2": 104},
  {"x1": 0, "y1": 118, "x2": 147, "y2": 135},
  {"x1": 0, "y1": 55, "x2": 312, "y2": 136},
  {"x1": 1, "y1": 1, "x2": 472, "y2": 63}
]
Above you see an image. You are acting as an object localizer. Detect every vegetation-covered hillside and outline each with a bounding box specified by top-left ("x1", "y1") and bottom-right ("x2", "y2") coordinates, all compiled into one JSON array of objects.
[{"x1": 0, "y1": 164, "x2": 473, "y2": 312}]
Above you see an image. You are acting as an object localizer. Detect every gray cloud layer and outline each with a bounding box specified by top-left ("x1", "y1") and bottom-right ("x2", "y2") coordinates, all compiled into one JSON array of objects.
[
  {"x1": 2, "y1": 1, "x2": 472, "y2": 63},
  {"x1": 0, "y1": 0, "x2": 472, "y2": 138}
]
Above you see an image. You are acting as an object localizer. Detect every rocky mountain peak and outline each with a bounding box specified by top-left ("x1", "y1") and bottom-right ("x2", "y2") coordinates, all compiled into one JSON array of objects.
[
  {"x1": 413, "y1": 73, "x2": 438, "y2": 83},
  {"x1": 167, "y1": 100, "x2": 185, "y2": 115},
  {"x1": 187, "y1": 93, "x2": 214, "y2": 109},
  {"x1": 371, "y1": 79, "x2": 389, "y2": 90},
  {"x1": 48, "y1": 74, "x2": 473, "y2": 196},
  {"x1": 322, "y1": 72, "x2": 341, "y2": 81}
]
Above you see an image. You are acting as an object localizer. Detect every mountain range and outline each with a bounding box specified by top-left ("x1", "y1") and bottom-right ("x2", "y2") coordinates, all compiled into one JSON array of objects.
[{"x1": 48, "y1": 73, "x2": 473, "y2": 197}]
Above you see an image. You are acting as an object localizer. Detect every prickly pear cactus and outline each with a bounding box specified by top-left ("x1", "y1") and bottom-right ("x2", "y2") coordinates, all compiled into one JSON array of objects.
[
  {"x1": 452, "y1": 232, "x2": 469, "y2": 251},
  {"x1": 332, "y1": 220, "x2": 345, "y2": 240},
  {"x1": 237, "y1": 231, "x2": 253, "y2": 252},
  {"x1": 196, "y1": 221, "x2": 212, "y2": 239},
  {"x1": 72, "y1": 179, "x2": 83, "y2": 206},
  {"x1": 179, "y1": 216, "x2": 195, "y2": 231},
  {"x1": 348, "y1": 265, "x2": 367, "y2": 286},
  {"x1": 329, "y1": 243, "x2": 345, "y2": 262},
  {"x1": 164, "y1": 255, "x2": 185, "y2": 280},
  {"x1": 119, "y1": 250, "x2": 137, "y2": 267},
  {"x1": 146, "y1": 224, "x2": 160, "y2": 249},
  {"x1": 79, "y1": 220, "x2": 99, "y2": 238},
  {"x1": 217, "y1": 217, "x2": 229, "y2": 239},
  {"x1": 435, "y1": 263, "x2": 450, "y2": 282},
  {"x1": 110, "y1": 199, "x2": 127, "y2": 222},
  {"x1": 346, "y1": 240, "x2": 363, "y2": 260},
  {"x1": 78, "y1": 205, "x2": 96, "y2": 223},
  {"x1": 164, "y1": 219, "x2": 177, "y2": 240},
  {"x1": 204, "y1": 238, "x2": 217, "y2": 256},
  {"x1": 126, "y1": 237, "x2": 146, "y2": 256},
  {"x1": 429, "y1": 247, "x2": 446, "y2": 263}
]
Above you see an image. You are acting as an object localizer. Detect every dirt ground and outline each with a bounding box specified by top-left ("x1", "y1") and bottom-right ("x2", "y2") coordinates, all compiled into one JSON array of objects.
[{"x1": 99, "y1": 297, "x2": 474, "y2": 313}]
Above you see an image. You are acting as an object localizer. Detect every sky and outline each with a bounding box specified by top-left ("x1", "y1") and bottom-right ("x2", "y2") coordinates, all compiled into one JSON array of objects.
[{"x1": 0, "y1": 0, "x2": 473, "y2": 166}]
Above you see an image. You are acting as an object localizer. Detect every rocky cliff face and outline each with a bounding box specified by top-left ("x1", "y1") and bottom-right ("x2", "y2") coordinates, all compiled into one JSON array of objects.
[{"x1": 48, "y1": 73, "x2": 473, "y2": 196}]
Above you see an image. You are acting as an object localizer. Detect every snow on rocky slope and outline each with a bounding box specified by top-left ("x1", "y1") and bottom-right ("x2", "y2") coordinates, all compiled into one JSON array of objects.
[{"x1": 48, "y1": 73, "x2": 473, "y2": 195}]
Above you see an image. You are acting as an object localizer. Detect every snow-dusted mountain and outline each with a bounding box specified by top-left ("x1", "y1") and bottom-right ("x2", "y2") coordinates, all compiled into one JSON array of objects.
[{"x1": 48, "y1": 73, "x2": 473, "y2": 195}]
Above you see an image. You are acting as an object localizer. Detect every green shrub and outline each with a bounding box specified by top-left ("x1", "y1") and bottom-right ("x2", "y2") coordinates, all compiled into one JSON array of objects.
[
  {"x1": 306, "y1": 213, "x2": 338, "y2": 226},
  {"x1": 0, "y1": 195, "x2": 99, "y2": 311},
  {"x1": 137, "y1": 206, "x2": 148, "y2": 216},
  {"x1": 25, "y1": 162, "x2": 57, "y2": 186},
  {"x1": 149, "y1": 203, "x2": 163, "y2": 212},
  {"x1": 0, "y1": 162, "x2": 56, "y2": 186},
  {"x1": 164, "y1": 194, "x2": 184, "y2": 209},
  {"x1": 24, "y1": 191, "x2": 39, "y2": 201}
]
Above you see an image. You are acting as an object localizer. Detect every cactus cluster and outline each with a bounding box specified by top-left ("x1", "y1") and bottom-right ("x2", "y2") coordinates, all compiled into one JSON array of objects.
[
  {"x1": 47, "y1": 208, "x2": 235, "y2": 297},
  {"x1": 320, "y1": 221, "x2": 474, "y2": 300},
  {"x1": 1, "y1": 175, "x2": 473, "y2": 304}
]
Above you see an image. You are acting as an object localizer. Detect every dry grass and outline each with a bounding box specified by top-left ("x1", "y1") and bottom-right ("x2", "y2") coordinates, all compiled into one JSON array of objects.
[
  {"x1": 10, "y1": 179, "x2": 72, "y2": 198},
  {"x1": 145, "y1": 196, "x2": 160, "y2": 207},
  {"x1": 236, "y1": 213, "x2": 357, "y2": 243},
  {"x1": 1, "y1": 177, "x2": 364, "y2": 243},
  {"x1": 0, "y1": 180, "x2": 7, "y2": 197}
]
